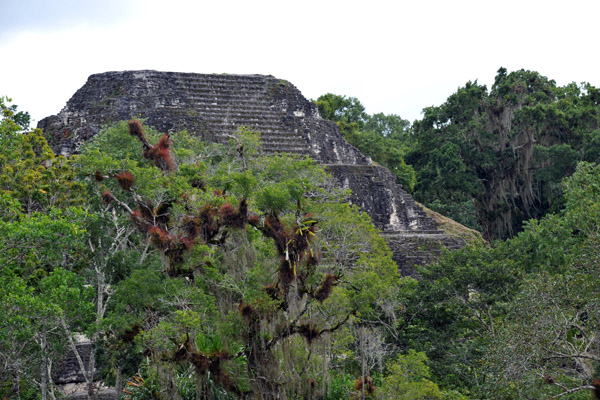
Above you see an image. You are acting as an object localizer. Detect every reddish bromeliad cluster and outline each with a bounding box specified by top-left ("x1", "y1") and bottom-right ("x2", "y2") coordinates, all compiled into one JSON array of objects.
[
  {"x1": 105, "y1": 120, "x2": 340, "y2": 308},
  {"x1": 128, "y1": 120, "x2": 175, "y2": 172}
]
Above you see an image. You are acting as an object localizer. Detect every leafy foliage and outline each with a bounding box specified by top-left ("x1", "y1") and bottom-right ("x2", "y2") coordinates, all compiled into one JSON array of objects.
[
  {"x1": 0, "y1": 100, "x2": 113, "y2": 398},
  {"x1": 408, "y1": 69, "x2": 600, "y2": 240},
  {"x1": 0, "y1": 96, "x2": 30, "y2": 130},
  {"x1": 402, "y1": 162, "x2": 600, "y2": 399},
  {"x1": 75, "y1": 120, "x2": 407, "y2": 399},
  {"x1": 378, "y1": 350, "x2": 442, "y2": 400}
]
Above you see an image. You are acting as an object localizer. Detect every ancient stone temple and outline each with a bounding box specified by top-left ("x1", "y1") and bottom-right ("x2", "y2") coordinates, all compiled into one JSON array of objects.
[{"x1": 39, "y1": 70, "x2": 466, "y2": 275}]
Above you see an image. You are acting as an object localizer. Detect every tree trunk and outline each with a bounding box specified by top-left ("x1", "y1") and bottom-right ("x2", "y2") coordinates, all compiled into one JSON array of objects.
[
  {"x1": 87, "y1": 345, "x2": 95, "y2": 399},
  {"x1": 246, "y1": 325, "x2": 282, "y2": 400},
  {"x1": 115, "y1": 365, "x2": 123, "y2": 399},
  {"x1": 59, "y1": 316, "x2": 91, "y2": 400},
  {"x1": 41, "y1": 332, "x2": 47, "y2": 400},
  {"x1": 322, "y1": 335, "x2": 329, "y2": 398},
  {"x1": 13, "y1": 370, "x2": 20, "y2": 399},
  {"x1": 47, "y1": 358, "x2": 58, "y2": 400},
  {"x1": 87, "y1": 265, "x2": 109, "y2": 399},
  {"x1": 360, "y1": 328, "x2": 366, "y2": 400}
]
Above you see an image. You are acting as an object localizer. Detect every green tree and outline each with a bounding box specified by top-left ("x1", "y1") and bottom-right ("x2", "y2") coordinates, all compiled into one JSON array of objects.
[
  {"x1": 378, "y1": 350, "x2": 442, "y2": 400},
  {"x1": 75, "y1": 121, "x2": 407, "y2": 399},
  {"x1": 0, "y1": 273, "x2": 50, "y2": 398},
  {"x1": 314, "y1": 93, "x2": 368, "y2": 134},
  {"x1": 0, "y1": 95, "x2": 30, "y2": 131},
  {"x1": 364, "y1": 113, "x2": 411, "y2": 139},
  {"x1": 477, "y1": 162, "x2": 600, "y2": 399},
  {"x1": 408, "y1": 68, "x2": 600, "y2": 240},
  {"x1": 0, "y1": 102, "x2": 101, "y2": 399},
  {"x1": 0, "y1": 128, "x2": 84, "y2": 215},
  {"x1": 0, "y1": 267, "x2": 93, "y2": 400},
  {"x1": 400, "y1": 162, "x2": 600, "y2": 398}
]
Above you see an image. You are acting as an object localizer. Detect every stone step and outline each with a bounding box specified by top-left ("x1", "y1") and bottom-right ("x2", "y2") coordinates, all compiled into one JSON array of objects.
[
  {"x1": 202, "y1": 124, "x2": 287, "y2": 133},
  {"x1": 212, "y1": 127, "x2": 295, "y2": 137},
  {"x1": 262, "y1": 149, "x2": 311, "y2": 156},
  {"x1": 181, "y1": 86, "x2": 268, "y2": 94},
  {"x1": 177, "y1": 75, "x2": 270, "y2": 86},
  {"x1": 183, "y1": 101, "x2": 277, "y2": 110},
  {"x1": 261, "y1": 134, "x2": 307, "y2": 141},
  {"x1": 199, "y1": 118, "x2": 286, "y2": 127},
  {"x1": 160, "y1": 104, "x2": 283, "y2": 116},
  {"x1": 261, "y1": 143, "x2": 309, "y2": 150},
  {"x1": 186, "y1": 93, "x2": 277, "y2": 104},
  {"x1": 261, "y1": 136, "x2": 307, "y2": 144},
  {"x1": 183, "y1": 89, "x2": 272, "y2": 98},
  {"x1": 261, "y1": 137, "x2": 308, "y2": 143},
  {"x1": 176, "y1": 81, "x2": 269, "y2": 90},
  {"x1": 180, "y1": 112, "x2": 284, "y2": 122},
  {"x1": 262, "y1": 144, "x2": 309, "y2": 151},
  {"x1": 260, "y1": 130, "x2": 307, "y2": 137},
  {"x1": 182, "y1": 109, "x2": 284, "y2": 118},
  {"x1": 262, "y1": 147, "x2": 311, "y2": 155},
  {"x1": 261, "y1": 136, "x2": 307, "y2": 142},
  {"x1": 381, "y1": 230, "x2": 446, "y2": 236},
  {"x1": 218, "y1": 115, "x2": 288, "y2": 123},
  {"x1": 199, "y1": 122, "x2": 284, "y2": 132}
]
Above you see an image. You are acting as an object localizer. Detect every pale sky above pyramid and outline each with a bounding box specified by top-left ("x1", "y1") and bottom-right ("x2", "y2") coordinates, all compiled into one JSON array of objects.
[{"x1": 1, "y1": 0, "x2": 599, "y2": 126}]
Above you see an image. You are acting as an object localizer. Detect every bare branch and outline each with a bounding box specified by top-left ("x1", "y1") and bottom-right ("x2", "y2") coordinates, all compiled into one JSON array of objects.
[{"x1": 551, "y1": 385, "x2": 594, "y2": 399}]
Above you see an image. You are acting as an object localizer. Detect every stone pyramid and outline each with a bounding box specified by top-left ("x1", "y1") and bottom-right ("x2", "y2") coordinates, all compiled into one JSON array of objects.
[{"x1": 39, "y1": 70, "x2": 465, "y2": 275}]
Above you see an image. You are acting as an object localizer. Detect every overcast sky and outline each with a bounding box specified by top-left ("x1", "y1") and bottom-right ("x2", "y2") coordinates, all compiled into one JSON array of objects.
[{"x1": 1, "y1": 0, "x2": 599, "y2": 126}]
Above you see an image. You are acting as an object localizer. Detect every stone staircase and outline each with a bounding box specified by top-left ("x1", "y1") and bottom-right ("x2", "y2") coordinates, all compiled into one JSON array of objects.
[
  {"x1": 382, "y1": 232, "x2": 465, "y2": 277},
  {"x1": 324, "y1": 164, "x2": 440, "y2": 232},
  {"x1": 168, "y1": 74, "x2": 313, "y2": 157}
]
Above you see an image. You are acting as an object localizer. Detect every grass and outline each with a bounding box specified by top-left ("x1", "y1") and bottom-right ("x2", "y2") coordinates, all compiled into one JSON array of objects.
[{"x1": 417, "y1": 202, "x2": 486, "y2": 246}]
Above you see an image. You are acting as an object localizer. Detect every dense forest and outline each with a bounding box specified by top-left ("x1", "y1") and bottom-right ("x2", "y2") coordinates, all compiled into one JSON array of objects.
[{"x1": 1, "y1": 67, "x2": 600, "y2": 399}]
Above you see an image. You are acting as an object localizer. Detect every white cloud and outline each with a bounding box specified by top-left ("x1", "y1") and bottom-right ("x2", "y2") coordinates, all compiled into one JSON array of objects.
[{"x1": 0, "y1": 0, "x2": 142, "y2": 39}]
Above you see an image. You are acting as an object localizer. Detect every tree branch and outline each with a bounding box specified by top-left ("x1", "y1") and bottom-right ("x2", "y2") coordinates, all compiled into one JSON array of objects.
[
  {"x1": 266, "y1": 309, "x2": 355, "y2": 351},
  {"x1": 551, "y1": 385, "x2": 594, "y2": 399},
  {"x1": 59, "y1": 316, "x2": 90, "y2": 388}
]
